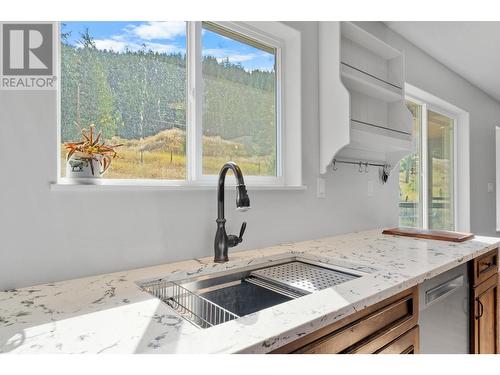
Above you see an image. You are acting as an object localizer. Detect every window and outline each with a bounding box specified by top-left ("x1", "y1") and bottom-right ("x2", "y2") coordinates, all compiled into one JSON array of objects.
[
  {"x1": 399, "y1": 99, "x2": 456, "y2": 230},
  {"x1": 60, "y1": 22, "x2": 188, "y2": 180},
  {"x1": 58, "y1": 21, "x2": 299, "y2": 186},
  {"x1": 201, "y1": 22, "x2": 277, "y2": 177},
  {"x1": 427, "y1": 109, "x2": 455, "y2": 230}
]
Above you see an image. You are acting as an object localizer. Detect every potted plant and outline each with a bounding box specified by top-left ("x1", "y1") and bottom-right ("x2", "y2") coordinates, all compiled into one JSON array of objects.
[{"x1": 64, "y1": 124, "x2": 121, "y2": 179}]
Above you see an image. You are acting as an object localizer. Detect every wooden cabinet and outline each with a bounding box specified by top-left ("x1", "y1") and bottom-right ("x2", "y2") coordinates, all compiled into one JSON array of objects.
[
  {"x1": 469, "y1": 248, "x2": 499, "y2": 354},
  {"x1": 374, "y1": 326, "x2": 419, "y2": 354},
  {"x1": 272, "y1": 286, "x2": 418, "y2": 354},
  {"x1": 270, "y1": 248, "x2": 499, "y2": 355},
  {"x1": 471, "y1": 273, "x2": 499, "y2": 354},
  {"x1": 471, "y1": 249, "x2": 498, "y2": 287}
]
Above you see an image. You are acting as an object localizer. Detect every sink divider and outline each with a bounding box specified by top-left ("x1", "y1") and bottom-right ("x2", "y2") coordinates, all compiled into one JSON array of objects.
[{"x1": 244, "y1": 276, "x2": 305, "y2": 299}]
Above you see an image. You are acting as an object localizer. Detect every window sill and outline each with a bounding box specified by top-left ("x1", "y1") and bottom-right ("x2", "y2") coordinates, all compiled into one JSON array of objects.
[{"x1": 50, "y1": 179, "x2": 307, "y2": 192}]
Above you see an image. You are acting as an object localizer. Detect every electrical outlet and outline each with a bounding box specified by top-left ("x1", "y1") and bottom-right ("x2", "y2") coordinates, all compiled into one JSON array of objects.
[
  {"x1": 367, "y1": 180, "x2": 374, "y2": 197},
  {"x1": 487, "y1": 182, "x2": 494, "y2": 193},
  {"x1": 317, "y1": 177, "x2": 326, "y2": 198}
]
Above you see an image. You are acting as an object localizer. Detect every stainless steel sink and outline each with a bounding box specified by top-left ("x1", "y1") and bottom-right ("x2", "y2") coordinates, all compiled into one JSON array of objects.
[
  {"x1": 199, "y1": 279, "x2": 295, "y2": 318},
  {"x1": 139, "y1": 257, "x2": 365, "y2": 329}
]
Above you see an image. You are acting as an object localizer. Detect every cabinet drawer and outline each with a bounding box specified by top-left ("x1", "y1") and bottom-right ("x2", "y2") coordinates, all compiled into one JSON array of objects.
[
  {"x1": 471, "y1": 249, "x2": 498, "y2": 287},
  {"x1": 342, "y1": 297, "x2": 417, "y2": 354},
  {"x1": 375, "y1": 326, "x2": 419, "y2": 354},
  {"x1": 291, "y1": 287, "x2": 418, "y2": 354}
]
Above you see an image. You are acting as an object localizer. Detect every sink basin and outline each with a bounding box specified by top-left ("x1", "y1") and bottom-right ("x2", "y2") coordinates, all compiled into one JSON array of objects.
[
  {"x1": 199, "y1": 280, "x2": 293, "y2": 317},
  {"x1": 139, "y1": 257, "x2": 365, "y2": 329}
]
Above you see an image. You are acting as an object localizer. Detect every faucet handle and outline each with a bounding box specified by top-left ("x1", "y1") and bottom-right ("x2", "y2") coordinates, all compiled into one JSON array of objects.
[
  {"x1": 227, "y1": 222, "x2": 247, "y2": 248},
  {"x1": 238, "y1": 222, "x2": 247, "y2": 241}
]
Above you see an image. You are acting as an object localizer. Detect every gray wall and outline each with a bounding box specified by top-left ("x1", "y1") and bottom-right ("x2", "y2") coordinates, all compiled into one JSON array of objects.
[
  {"x1": 0, "y1": 22, "x2": 400, "y2": 290},
  {"x1": 1, "y1": 21, "x2": 499, "y2": 290},
  {"x1": 355, "y1": 22, "x2": 500, "y2": 237}
]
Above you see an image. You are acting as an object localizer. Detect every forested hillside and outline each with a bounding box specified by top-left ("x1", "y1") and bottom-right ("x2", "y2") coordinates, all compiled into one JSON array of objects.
[
  {"x1": 60, "y1": 35, "x2": 276, "y2": 159},
  {"x1": 60, "y1": 31, "x2": 277, "y2": 178}
]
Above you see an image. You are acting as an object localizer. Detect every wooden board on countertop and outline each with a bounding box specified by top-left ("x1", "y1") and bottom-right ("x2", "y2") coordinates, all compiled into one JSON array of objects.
[{"x1": 382, "y1": 227, "x2": 474, "y2": 242}]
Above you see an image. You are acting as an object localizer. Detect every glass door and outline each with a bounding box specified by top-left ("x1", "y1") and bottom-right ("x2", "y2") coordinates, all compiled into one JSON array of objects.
[
  {"x1": 427, "y1": 109, "x2": 455, "y2": 230},
  {"x1": 399, "y1": 100, "x2": 456, "y2": 230}
]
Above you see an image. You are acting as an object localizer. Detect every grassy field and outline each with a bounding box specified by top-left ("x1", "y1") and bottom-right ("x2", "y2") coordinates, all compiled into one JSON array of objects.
[{"x1": 61, "y1": 128, "x2": 275, "y2": 179}]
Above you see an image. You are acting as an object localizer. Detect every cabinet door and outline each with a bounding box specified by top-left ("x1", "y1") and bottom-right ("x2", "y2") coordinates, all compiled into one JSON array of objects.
[{"x1": 471, "y1": 274, "x2": 499, "y2": 354}]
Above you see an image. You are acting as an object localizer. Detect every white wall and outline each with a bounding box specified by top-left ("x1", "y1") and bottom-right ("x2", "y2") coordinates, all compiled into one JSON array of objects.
[
  {"x1": 3, "y1": 21, "x2": 499, "y2": 290},
  {"x1": 355, "y1": 22, "x2": 500, "y2": 238},
  {"x1": 0, "y1": 22, "x2": 400, "y2": 290}
]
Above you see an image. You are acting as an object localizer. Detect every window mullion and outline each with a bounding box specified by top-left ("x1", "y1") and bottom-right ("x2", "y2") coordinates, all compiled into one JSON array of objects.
[{"x1": 186, "y1": 21, "x2": 203, "y2": 182}]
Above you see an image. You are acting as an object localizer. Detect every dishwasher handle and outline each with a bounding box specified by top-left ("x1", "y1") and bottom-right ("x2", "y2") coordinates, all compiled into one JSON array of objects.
[{"x1": 424, "y1": 274, "x2": 464, "y2": 307}]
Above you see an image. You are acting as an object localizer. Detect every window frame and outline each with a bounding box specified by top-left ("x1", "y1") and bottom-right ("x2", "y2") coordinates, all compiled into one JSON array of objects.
[
  {"x1": 55, "y1": 21, "x2": 303, "y2": 189},
  {"x1": 194, "y1": 21, "x2": 285, "y2": 186},
  {"x1": 424, "y1": 102, "x2": 458, "y2": 230},
  {"x1": 398, "y1": 92, "x2": 463, "y2": 230}
]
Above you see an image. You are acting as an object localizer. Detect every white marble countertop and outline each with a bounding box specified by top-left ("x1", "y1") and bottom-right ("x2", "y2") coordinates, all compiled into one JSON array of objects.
[{"x1": 1, "y1": 229, "x2": 499, "y2": 354}]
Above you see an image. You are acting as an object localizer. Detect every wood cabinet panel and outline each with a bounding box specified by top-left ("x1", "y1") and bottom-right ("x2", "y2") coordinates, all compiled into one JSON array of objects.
[
  {"x1": 471, "y1": 249, "x2": 498, "y2": 287},
  {"x1": 272, "y1": 286, "x2": 418, "y2": 354},
  {"x1": 341, "y1": 296, "x2": 417, "y2": 354},
  {"x1": 470, "y1": 273, "x2": 499, "y2": 354},
  {"x1": 374, "y1": 326, "x2": 419, "y2": 354}
]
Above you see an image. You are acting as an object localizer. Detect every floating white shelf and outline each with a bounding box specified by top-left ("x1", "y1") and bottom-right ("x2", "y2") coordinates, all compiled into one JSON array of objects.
[
  {"x1": 319, "y1": 21, "x2": 413, "y2": 175},
  {"x1": 340, "y1": 63, "x2": 402, "y2": 103},
  {"x1": 335, "y1": 120, "x2": 413, "y2": 166}
]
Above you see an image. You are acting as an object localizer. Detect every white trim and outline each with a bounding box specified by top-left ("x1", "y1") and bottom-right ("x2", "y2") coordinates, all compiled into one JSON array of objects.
[
  {"x1": 456, "y1": 110, "x2": 470, "y2": 232},
  {"x1": 495, "y1": 126, "x2": 500, "y2": 232},
  {"x1": 55, "y1": 22, "x2": 62, "y2": 182},
  {"x1": 496, "y1": 127, "x2": 500, "y2": 232},
  {"x1": 186, "y1": 21, "x2": 202, "y2": 182},
  {"x1": 275, "y1": 38, "x2": 284, "y2": 180},
  {"x1": 50, "y1": 179, "x2": 306, "y2": 192},
  {"x1": 405, "y1": 83, "x2": 470, "y2": 232}
]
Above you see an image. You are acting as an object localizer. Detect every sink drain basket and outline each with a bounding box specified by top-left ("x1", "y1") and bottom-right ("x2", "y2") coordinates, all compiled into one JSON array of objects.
[{"x1": 250, "y1": 261, "x2": 359, "y2": 294}]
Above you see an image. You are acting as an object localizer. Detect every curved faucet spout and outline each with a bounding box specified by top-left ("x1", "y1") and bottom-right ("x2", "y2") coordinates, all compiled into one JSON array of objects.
[
  {"x1": 214, "y1": 162, "x2": 251, "y2": 263},
  {"x1": 217, "y1": 162, "x2": 249, "y2": 218}
]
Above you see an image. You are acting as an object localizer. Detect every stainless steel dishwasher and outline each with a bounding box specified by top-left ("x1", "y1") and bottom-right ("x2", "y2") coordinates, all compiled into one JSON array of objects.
[{"x1": 418, "y1": 263, "x2": 469, "y2": 353}]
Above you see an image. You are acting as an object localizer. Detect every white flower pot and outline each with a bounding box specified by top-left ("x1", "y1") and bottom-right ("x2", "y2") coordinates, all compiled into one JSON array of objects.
[{"x1": 66, "y1": 154, "x2": 110, "y2": 178}]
